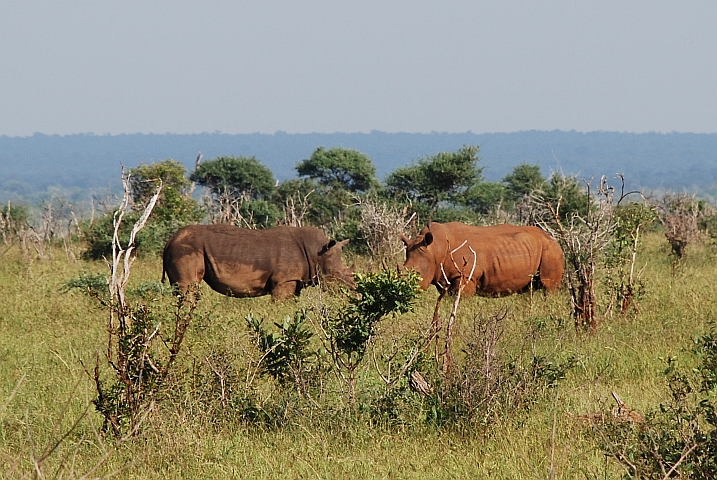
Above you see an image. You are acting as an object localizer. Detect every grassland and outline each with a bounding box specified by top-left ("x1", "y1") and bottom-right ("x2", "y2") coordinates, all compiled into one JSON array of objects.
[{"x1": 1, "y1": 232, "x2": 715, "y2": 479}]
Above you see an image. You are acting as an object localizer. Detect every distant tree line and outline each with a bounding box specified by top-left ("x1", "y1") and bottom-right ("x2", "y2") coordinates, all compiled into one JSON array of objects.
[{"x1": 5, "y1": 131, "x2": 717, "y2": 204}]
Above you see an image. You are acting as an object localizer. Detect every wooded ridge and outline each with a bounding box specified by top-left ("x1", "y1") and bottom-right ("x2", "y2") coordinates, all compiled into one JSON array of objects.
[{"x1": 2, "y1": 130, "x2": 716, "y2": 202}]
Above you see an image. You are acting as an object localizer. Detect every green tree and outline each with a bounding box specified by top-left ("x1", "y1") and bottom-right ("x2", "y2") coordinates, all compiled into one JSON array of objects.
[
  {"x1": 385, "y1": 145, "x2": 482, "y2": 215},
  {"x1": 129, "y1": 159, "x2": 201, "y2": 224},
  {"x1": 543, "y1": 173, "x2": 592, "y2": 221},
  {"x1": 83, "y1": 160, "x2": 203, "y2": 259},
  {"x1": 502, "y1": 164, "x2": 547, "y2": 204},
  {"x1": 294, "y1": 148, "x2": 377, "y2": 245},
  {"x1": 236, "y1": 199, "x2": 283, "y2": 229},
  {"x1": 191, "y1": 156, "x2": 276, "y2": 200},
  {"x1": 129, "y1": 160, "x2": 191, "y2": 204},
  {"x1": 297, "y1": 147, "x2": 378, "y2": 193},
  {"x1": 271, "y1": 178, "x2": 331, "y2": 226},
  {"x1": 273, "y1": 177, "x2": 317, "y2": 204},
  {"x1": 463, "y1": 182, "x2": 507, "y2": 215},
  {"x1": 191, "y1": 156, "x2": 280, "y2": 228}
]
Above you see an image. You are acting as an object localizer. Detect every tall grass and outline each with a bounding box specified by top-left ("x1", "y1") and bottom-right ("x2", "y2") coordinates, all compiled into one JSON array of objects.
[{"x1": 1, "y1": 231, "x2": 714, "y2": 478}]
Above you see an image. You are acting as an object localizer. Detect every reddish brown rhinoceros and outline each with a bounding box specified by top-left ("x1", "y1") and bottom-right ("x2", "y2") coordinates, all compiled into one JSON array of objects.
[
  {"x1": 162, "y1": 224, "x2": 355, "y2": 300},
  {"x1": 400, "y1": 222, "x2": 564, "y2": 296}
]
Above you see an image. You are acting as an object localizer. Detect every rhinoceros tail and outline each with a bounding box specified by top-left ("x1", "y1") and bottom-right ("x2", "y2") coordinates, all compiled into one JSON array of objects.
[{"x1": 161, "y1": 244, "x2": 169, "y2": 284}]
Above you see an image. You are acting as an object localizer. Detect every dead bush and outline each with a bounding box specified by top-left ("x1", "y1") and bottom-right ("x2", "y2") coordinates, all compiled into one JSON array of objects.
[
  {"x1": 655, "y1": 192, "x2": 701, "y2": 261},
  {"x1": 355, "y1": 195, "x2": 416, "y2": 266}
]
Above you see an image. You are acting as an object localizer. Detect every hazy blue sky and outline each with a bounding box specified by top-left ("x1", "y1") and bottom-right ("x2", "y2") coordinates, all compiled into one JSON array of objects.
[{"x1": 2, "y1": 1, "x2": 716, "y2": 136}]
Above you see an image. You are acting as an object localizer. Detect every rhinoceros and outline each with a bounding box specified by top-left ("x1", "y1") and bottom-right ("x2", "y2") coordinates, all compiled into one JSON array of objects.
[
  {"x1": 400, "y1": 222, "x2": 563, "y2": 296},
  {"x1": 162, "y1": 224, "x2": 355, "y2": 300}
]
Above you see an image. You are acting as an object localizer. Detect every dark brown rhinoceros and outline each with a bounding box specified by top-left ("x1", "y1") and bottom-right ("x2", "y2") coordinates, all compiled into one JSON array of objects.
[
  {"x1": 401, "y1": 222, "x2": 564, "y2": 296},
  {"x1": 162, "y1": 224, "x2": 355, "y2": 300}
]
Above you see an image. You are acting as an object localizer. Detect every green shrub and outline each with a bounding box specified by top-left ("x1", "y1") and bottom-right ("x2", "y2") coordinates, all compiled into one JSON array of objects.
[
  {"x1": 1, "y1": 202, "x2": 30, "y2": 238},
  {"x1": 326, "y1": 270, "x2": 421, "y2": 402},
  {"x1": 81, "y1": 211, "x2": 201, "y2": 259},
  {"x1": 328, "y1": 270, "x2": 421, "y2": 357},
  {"x1": 247, "y1": 311, "x2": 319, "y2": 390},
  {"x1": 594, "y1": 328, "x2": 717, "y2": 478},
  {"x1": 238, "y1": 199, "x2": 283, "y2": 229}
]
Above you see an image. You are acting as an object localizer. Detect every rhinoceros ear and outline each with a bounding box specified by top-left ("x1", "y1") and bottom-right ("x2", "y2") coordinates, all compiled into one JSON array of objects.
[
  {"x1": 319, "y1": 240, "x2": 337, "y2": 255},
  {"x1": 423, "y1": 232, "x2": 434, "y2": 246},
  {"x1": 321, "y1": 239, "x2": 350, "y2": 255}
]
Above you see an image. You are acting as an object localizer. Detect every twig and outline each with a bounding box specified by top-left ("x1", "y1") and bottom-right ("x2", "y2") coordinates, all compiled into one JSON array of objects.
[
  {"x1": 661, "y1": 443, "x2": 698, "y2": 480},
  {"x1": 0, "y1": 373, "x2": 26, "y2": 414}
]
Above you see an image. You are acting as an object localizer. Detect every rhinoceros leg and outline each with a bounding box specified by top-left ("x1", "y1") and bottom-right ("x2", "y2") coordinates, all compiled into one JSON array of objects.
[
  {"x1": 164, "y1": 250, "x2": 205, "y2": 294},
  {"x1": 271, "y1": 281, "x2": 301, "y2": 301},
  {"x1": 538, "y1": 245, "x2": 564, "y2": 292},
  {"x1": 461, "y1": 278, "x2": 478, "y2": 296}
]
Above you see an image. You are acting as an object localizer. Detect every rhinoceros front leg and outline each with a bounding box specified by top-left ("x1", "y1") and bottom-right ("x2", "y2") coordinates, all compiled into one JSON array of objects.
[{"x1": 271, "y1": 281, "x2": 301, "y2": 301}]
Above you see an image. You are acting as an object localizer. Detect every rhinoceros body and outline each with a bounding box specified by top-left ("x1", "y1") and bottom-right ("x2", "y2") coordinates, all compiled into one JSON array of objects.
[
  {"x1": 401, "y1": 222, "x2": 564, "y2": 296},
  {"x1": 162, "y1": 224, "x2": 354, "y2": 300}
]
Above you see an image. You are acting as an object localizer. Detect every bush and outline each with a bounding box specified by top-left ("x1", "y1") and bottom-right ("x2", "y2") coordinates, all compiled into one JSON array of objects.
[
  {"x1": 1, "y1": 202, "x2": 30, "y2": 241},
  {"x1": 237, "y1": 199, "x2": 283, "y2": 229},
  {"x1": 81, "y1": 203, "x2": 203, "y2": 260},
  {"x1": 420, "y1": 309, "x2": 577, "y2": 427},
  {"x1": 81, "y1": 212, "x2": 191, "y2": 259},
  {"x1": 319, "y1": 270, "x2": 422, "y2": 404},
  {"x1": 80, "y1": 212, "x2": 131, "y2": 260},
  {"x1": 247, "y1": 311, "x2": 319, "y2": 391},
  {"x1": 594, "y1": 328, "x2": 717, "y2": 478}
]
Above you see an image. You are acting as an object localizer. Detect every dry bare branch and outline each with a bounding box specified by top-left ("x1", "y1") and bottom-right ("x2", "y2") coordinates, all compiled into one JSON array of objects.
[
  {"x1": 355, "y1": 195, "x2": 417, "y2": 264},
  {"x1": 655, "y1": 192, "x2": 701, "y2": 260}
]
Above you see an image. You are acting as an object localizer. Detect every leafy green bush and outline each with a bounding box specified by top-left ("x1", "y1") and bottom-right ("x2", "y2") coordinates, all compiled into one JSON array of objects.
[
  {"x1": 82, "y1": 214, "x2": 142, "y2": 260},
  {"x1": 237, "y1": 199, "x2": 283, "y2": 229},
  {"x1": 82, "y1": 160, "x2": 203, "y2": 259},
  {"x1": 320, "y1": 270, "x2": 422, "y2": 403},
  {"x1": 247, "y1": 311, "x2": 318, "y2": 389},
  {"x1": 329, "y1": 270, "x2": 421, "y2": 356},
  {"x1": 81, "y1": 206, "x2": 202, "y2": 260},
  {"x1": 61, "y1": 272, "x2": 109, "y2": 303}
]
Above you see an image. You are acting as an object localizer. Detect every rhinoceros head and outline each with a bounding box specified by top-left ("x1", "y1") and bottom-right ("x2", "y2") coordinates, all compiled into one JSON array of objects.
[
  {"x1": 400, "y1": 231, "x2": 436, "y2": 291},
  {"x1": 318, "y1": 239, "x2": 356, "y2": 288}
]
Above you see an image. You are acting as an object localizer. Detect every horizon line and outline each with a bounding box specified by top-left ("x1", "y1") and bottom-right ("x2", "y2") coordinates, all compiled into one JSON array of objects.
[{"x1": 3, "y1": 129, "x2": 716, "y2": 139}]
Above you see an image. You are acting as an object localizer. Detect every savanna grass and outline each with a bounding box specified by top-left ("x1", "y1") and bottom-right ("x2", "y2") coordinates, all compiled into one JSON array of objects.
[{"x1": 1, "y1": 230, "x2": 715, "y2": 478}]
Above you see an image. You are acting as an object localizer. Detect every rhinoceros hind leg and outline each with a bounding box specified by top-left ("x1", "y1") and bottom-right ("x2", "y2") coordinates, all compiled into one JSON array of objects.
[
  {"x1": 538, "y1": 248, "x2": 564, "y2": 292},
  {"x1": 271, "y1": 281, "x2": 301, "y2": 301}
]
